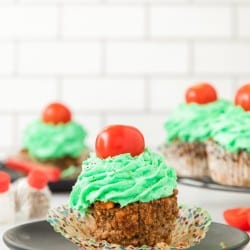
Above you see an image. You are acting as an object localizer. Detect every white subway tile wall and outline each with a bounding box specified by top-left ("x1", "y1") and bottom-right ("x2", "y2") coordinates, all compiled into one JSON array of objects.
[
  {"x1": 19, "y1": 42, "x2": 102, "y2": 75},
  {"x1": 0, "y1": 1, "x2": 249, "y2": 157},
  {"x1": 151, "y1": 6, "x2": 231, "y2": 38},
  {"x1": 0, "y1": 6, "x2": 58, "y2": 39},
  {"x1": 62, "y1": 79, "x2": 145, "y2": 111},
  {"x1": 194, "y1": 42, "x2": 250, "y2": 75},
  {"x1": 237, "y1": 7, "x2": 250, "y2": 38},
  {"x1": 106, "y1": 42, "x2": 189, "y2": 74},
  {"x1": 0, "y1": 115, "x2": 14, "y2": 148},
  {"x1": 0, "y1": 79, "x2": 57, "y2": 111},
  {"x1": 150, "y1": 78, "x2": 234, "y2": 111},
  {"x1": 62, "y1": 6, "x2": 145, "y2": 38},
  {"x1": 0, "y1": 43, "x2": 14, "y2": 75}
]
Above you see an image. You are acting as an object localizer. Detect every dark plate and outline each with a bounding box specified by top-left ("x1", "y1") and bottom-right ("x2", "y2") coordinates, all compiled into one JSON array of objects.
[
  {"x1": 3, "y1": 221, "x2": 250, "y2": 250},
  {"x1": 0, "y1": 162, "x2": 76, "y2": 193},
  {"x1": 178, "y1": 176, "x2": 250, "y2": 193},
  {"x1": 48, "y1": 179, "x2": 76, "y2": 193},
  {"x1": 3, "y1": 221, "x2": 78, "y2": 250}
]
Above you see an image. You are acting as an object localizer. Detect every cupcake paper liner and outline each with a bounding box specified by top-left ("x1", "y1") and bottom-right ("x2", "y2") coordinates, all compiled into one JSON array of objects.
[
  {"x1": 206, "y1": 140, "x2": 250, "y2": 187},
  {"x1": 47, "y1": 204, "x2": 211, "y2": 250},
  {"x1": 162, "y1": 141, "x2": 208, "y2": 179}
]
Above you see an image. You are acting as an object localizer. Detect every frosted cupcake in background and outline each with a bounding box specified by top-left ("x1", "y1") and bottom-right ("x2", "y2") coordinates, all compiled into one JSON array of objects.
[
  {"x1": 162, "y1": 83, "x2": 233, "y2": 179},
  {"x1": 207, "y1": 84, "x2": 250, "y2": 187},
  {"x1": 8, "y1": 102, "x2": 89, "y2": 180}
]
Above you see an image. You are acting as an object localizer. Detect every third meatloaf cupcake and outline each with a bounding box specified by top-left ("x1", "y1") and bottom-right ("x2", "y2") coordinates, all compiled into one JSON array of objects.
[
  {"x1": 21, "y1": 102, "x2": 89, "y2": 173},
  {"x1": 162, "y1": 83, "x2": 232, "y2": 178},
  {"x1": 207, "y1": 86, "x2": 250, "y2": 187}
]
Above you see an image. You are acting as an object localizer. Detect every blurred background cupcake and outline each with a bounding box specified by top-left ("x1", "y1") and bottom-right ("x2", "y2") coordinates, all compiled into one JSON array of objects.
[
  {"x1": 162, "y1": 83, "x2": 233, "y2": 179},
  {"x1": 6, "y1": 102, "x2": 89, "y2": 181},
  {"x1": 207, "y1": 84, "x2": 250, "y2": 187}
]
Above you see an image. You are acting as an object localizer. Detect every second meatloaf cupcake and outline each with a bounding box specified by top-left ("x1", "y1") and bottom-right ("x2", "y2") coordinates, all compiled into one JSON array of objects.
[
  {"x1": 69, "y1": 125, "x2": 178, "y2": 247},
  {"x1": 163, "y1": 100, "x2": 232, "y2": 178},
  {"x1": 162, "y1": 83, "x2": 232, "y2": 178}
]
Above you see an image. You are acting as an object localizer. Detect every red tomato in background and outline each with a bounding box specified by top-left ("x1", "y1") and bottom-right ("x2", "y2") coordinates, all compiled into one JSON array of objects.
[
  {"x1": 235, "y1": 84, "x2": 250, "y2": 111},
  {"x1": 185, "y1": 83, "x2": 217, "y2": 104},
  {"x1": 223, "y1": 208, "x2": 250, "y2": 231},
  {"x1": 42, "y1": 102, "x2": 71, "y2": 124},
  {"x1": 95, "y1": 125, "x2": 145, "y2": 159},
  {"x1": 248, "y1": 212, "x2": 250, "y2": 229}
]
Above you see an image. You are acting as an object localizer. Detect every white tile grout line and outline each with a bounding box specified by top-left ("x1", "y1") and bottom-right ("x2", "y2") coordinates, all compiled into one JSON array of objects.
[
  {"x1": 188, "y1": 40, "x2": 194, "y2": 77},
  {"x1": 231, "y1": 76, "x2": 241, "y2": 101},
  {"x1": 144, "y1": 76, "x2": 151, "y2": 113},
  {"x1": 231, "y1": 3, "x2": 238, "y2": 41},
  {"x1": 12, "y1": 111, "x2": 19, "y2": 146},
  {"x1": 0, "y1": 147, "x2": 13, "y2": 150},
  {"x1": 0, "y1": 75, "x2": 242, "y2": 80},
  {"x1": 232, "y1": 76, "x2": 239, "y2": 88},
  {"x1": 2, "y1": 73, "x2": 250, "y2": 78},
  {"x1": 57, "y1": 3, "x2": 63, "y2": 41},
  {"x1": 0, "y1": 110, "x2": 172, "y2": 116},
  {"x1": 236, "y1": 3, "x2": 243, "y2": 41},
  {"x1": 100, "y1": 112, "x2": 108, "y2": 127},
  {"x1": 56, "y1": 76, "x2": 63, "y2": 100},
  {"x1": 1, "y1": 1, "x2": 250, "y2": 7},
  {"x1": 13, "y1": 39, "x2": 20, "y2": 76},
  {"x1": 144, "y1": 3, "x2": 151, "y2": 40},
  {"x1": 100, "y1": 39, "x2": 107, "y2": 76},
  {"x1": 0, "y1": 1, "x2": 250, "y2": 6},
  {"x1": 2, "y1": 37, "x2": 250, "y2": 43}
]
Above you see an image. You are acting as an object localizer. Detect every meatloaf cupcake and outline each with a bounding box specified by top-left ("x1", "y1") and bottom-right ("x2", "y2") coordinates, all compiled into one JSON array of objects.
[
  {"x1": 69, "y1": 124, "x2": 178, "y2": 247},
  {"x1": 162, "y1": 83, "x2": 232, "y2": 179},
  {"x1": 207, "y1": 85, "x2": 250, "y2": 187},
  {"x1": 20, "y1": 102, "x2": 89, "y2": 174}
]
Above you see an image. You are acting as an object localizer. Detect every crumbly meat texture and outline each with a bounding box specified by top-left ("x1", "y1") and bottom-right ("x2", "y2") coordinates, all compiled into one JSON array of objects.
[
  {"x1": 91, "y1": 189, "x2": 178, "y2": 247},
  {"x1": 162, "y1": 140, "x2": 208, "y2": 178}
]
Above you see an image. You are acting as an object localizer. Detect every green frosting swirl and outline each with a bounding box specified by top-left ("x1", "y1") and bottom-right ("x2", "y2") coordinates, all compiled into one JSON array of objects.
[
  {"x1": 211, "y1": 106, "x2": 250, "y2": 152},
  {"x1": 69, "y1": 148, "x2": 177, "y2": 215},
  {"x1": 22, "y1": 120, "x2": 87, "y2": 160},
  {"x1": 164, "y1": 100, "x2": 233, "y2": 143}
]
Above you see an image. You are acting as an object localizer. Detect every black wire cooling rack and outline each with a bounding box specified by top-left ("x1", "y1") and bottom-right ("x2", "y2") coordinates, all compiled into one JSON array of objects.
[{"x1": 178, "y1": 176, "x2": 250, "y2": 193}]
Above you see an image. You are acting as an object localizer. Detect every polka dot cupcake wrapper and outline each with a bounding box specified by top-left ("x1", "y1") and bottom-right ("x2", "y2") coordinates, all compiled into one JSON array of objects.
[{"x1": 47, "y1": 204, "x2": 211, "y2": 250}]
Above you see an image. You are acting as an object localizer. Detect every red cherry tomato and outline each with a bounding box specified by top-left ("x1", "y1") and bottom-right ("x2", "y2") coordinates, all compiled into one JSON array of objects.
[
  {"x1": 223, "y1": 208, "x2": 250, "y2": 231},
  {"x1": 42, "y1": 102, "x2": 71, "y2": 124},
  {"x1": 185, "y1": 83, "x2": 218, "y2": 104},
  {"x1": 95, "y1": 125, "x2": 145, "y2": 159},
  {"x1": 235, "y1": 84, "x2": 250, "y2": 111}
]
